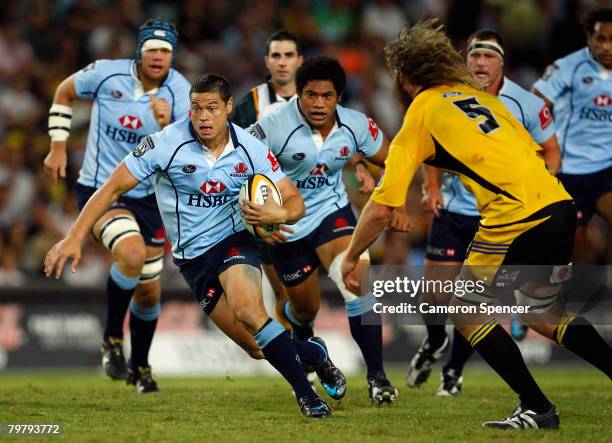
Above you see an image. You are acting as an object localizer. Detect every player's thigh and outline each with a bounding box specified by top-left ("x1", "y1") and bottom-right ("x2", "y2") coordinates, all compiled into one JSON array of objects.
[
  {"x1": 423, "y1": 258, "x2": 463, "y2": 305},
  {"x1": 219, "y1": 264, "x2": 267, "y2": 333},
  {"x1": 262, "y1": 263, "x2": 288, "y2": 301},
  {"x1": 315, "y1": 235, "x2": 352, "y2": 270},
  {"x1": 209, "y1": 293, "x2": 263, "y2": 359},
  {"x1": 595, "y1": 191, "x2": 612, "y2": 226}
]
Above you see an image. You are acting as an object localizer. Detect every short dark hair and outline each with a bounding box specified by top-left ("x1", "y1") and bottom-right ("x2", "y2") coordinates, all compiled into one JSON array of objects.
[
  {"x1": 266, "y1": 30, "x2": 302, "y2": 56},
  {"x1": 296, "y1": 56, "x2": 346, "y2": 96},
  {"x1": 467, "y1": 29, "x2": 505, "y2": 49},
  {"x1": 581, "y1": 7, "x2": 612, "y2": 35},
  {"x1": 190, "y1": 74, "x2": 232, "y2": 103}
]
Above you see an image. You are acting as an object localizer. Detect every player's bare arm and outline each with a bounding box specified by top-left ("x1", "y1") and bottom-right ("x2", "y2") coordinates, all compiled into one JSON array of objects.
[{"x1": 44, "y1": 75, "x2": 79, "y2": 184}]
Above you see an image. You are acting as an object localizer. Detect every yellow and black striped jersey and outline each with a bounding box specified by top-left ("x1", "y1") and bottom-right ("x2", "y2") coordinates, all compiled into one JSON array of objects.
[{"x1": 371, "y1": 84, "x2": 571, "y2": 227}]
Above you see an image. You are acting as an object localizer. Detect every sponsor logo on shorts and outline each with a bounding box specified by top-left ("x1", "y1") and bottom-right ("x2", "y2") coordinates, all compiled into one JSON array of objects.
[
  {"x1": 495, "y1": 269, "x2": 521, "y2": 288},
  {"x1": 224, "y1": 246, "x2": 246, "y2": 263},
  {"x1": 151, "y1": 228, "x2": 165, "y2": 244},
  {"x1": 182, "y1": 164, "x2": 197, "y2": 173},
  {"x1": 200, "y1": 287, "x2": 217, "y2": 310},
  {"x1": 427, "y1": 245, "x2": 455, "y2": 257},
  {"x1": 332, "y1": 217, "x2": 354, "y2": 233},
  {"x1": 283, "y1": 265, "x2": 313, "y2": 282}
]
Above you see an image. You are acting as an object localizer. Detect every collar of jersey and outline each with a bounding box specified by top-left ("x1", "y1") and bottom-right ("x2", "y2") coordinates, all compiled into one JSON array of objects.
[
  {"x1": 267, "y1": 80, "x2": 297, "y2": 104},
  {"x1": 130, "y1": 61, "x2": 169, "y2": 100},
  {"x1": 586, "y1": 48, "x2": 611, "y2": 78},
  {"x1": 498, "y1": 76, "x2": 509, "y2": 96}
]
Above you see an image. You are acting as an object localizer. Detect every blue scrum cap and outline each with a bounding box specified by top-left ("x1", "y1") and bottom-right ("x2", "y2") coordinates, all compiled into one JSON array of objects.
[{"x1": 137, "y1": 19, "x2": 178, "y2": 61}]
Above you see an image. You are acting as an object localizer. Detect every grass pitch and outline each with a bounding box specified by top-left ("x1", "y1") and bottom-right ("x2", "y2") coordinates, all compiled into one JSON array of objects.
[{"x1": 0, "y1": 367, "x2": 610, "y2": 442}]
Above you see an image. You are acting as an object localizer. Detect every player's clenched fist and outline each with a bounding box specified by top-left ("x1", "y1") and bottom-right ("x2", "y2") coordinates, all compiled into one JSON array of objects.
[{"x1": 148, "y1": 94, "x2": 171, "y2": 128}]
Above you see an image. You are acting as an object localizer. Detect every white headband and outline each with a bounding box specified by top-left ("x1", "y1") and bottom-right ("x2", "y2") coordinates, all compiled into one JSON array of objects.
[
  {"x1": 468, "y1": 40, "x2": 504, "y2": 59},
  {"x1": 141, "y1": 39, "x2": 173, "y2": 52}
]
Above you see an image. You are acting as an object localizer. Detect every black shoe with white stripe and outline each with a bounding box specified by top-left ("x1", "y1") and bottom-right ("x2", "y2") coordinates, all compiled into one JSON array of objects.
[
  {"x1": 406, "y1": 335, "x2": 449, "y2": 388},
  {"x1": 483, "y1": 403, "x2": 560, "y2": 430}
]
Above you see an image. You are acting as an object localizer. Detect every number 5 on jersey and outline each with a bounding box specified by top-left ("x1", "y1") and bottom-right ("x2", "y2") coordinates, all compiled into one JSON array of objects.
[{"x1": 453, "y1": 97, "x2": 500, "y2": 134}]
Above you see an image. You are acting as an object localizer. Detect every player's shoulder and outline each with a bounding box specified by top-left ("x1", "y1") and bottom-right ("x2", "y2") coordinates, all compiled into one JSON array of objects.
[
  {"x1": 231, "y1": 122, "x2": 267, "y2": 151},
  {"x1": 154, "y1": 118, "x2": 197, "y2": 153},
  {"x1": 501, "y1": 78, "x2": 542, "y2": 105},
  {"x1": 336, "y1": 104, "x2": 368, "y2": 128},
  {"x1": 556, "y1": 47, "x2": 590, "y2": 66},
  {"x1": 85, "y1": 58, "x2": 133, "y2": 75},
  {"x1": 258, "y1": 98, "x2": 300, "y2": 130}
]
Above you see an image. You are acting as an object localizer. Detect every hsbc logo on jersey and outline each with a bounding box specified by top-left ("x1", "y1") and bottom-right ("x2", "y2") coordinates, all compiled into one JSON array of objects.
[
  {"x1": 593, "y1": 95, "x2": 611, "y2": 107},
  {"x1": 267, "y1": 149, "x2": 280, "y2": 172},
  {"x1": 309, "y1": 164, "x2": 329, "y2": 176},
  {"x1": 118, "y1": 115, "x2": 142, "y2": 129},
  {"x1": 367, "y1": 117, "x2": 379, "y2": 140},
  {"x1": 200, "y1": 181, "x2": 226, "y2": 194}
]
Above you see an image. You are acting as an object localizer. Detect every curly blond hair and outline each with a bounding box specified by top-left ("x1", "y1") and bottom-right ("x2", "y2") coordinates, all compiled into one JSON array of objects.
[{"x1": 385, "y1": 19, "x2": 481, "y2": 95}]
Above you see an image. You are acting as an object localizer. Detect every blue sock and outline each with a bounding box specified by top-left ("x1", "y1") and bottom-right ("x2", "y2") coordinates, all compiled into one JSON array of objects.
[
  {"x1": 254, "y1": 319, "x2": 316, "y2": 398},
  {"x1": 104, "y1": 265, "x2": 139, "y2": 340},
  {"x1": 292, "y1": 338, "x2": 326, "y2": 367},
  {"x1": 283, "y1": 301, "x2": 314, "y2": 341},
  {"x1": 128, "y1": 300, "x2": 160, "y2": 369},
  {"x1": 345, "y1": 294, "x2": 385, "y2": 378}
]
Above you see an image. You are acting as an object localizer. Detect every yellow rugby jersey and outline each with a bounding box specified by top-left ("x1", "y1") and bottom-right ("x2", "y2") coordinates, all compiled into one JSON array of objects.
[{"x1": 371, "y1": 84, "x2": 571, "y2": 227}]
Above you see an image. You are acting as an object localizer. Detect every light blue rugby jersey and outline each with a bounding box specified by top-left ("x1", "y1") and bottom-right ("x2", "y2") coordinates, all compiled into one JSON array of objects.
[
  {"x1": 533, "y1": 47, "x2": 612, "y2": 175},
  {"x1": 249, "y1": 99, "x2": 383, "y2": 241},
  {"x1": 74, "y1": 59, "x2": 191, "y2": 198},
  {"x1": 441, "y1": 77, "x2": 556, "y2": 216},
  {"x1": 123, "y1": 119, "x2": 286, "y2": 260}
]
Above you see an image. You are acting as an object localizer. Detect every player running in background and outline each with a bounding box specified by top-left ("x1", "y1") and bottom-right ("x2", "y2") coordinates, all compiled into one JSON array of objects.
[
  {"x1": 232, "y1": 31, "x2": 375, "y2": 332},
  {"x1": 407, "y1": 29, "x2": 562, "y2": 396},
  {"x1": 249, "y1": 56, "x2": 410, "y2": 404},
  {"x1": 533, "y1": 7, "x2": 612, "y2": 264},
  {"x1": 43, "y1": 19, "x2": 191, "y2": 392},
  {"x1": 44, "y1": 74, "x2": 346, "y2": 418},
  {"x1": 343, "y1": 20, "x2": 611, "y2": 429}
]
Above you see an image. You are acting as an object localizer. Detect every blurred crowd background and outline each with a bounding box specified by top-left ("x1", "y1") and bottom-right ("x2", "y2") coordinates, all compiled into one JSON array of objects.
[{"x1": 0, "y1": 0, "x2": 608, "y2": 287}]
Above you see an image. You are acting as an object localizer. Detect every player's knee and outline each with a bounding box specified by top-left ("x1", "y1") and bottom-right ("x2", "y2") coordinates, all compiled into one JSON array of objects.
[
  {"x1": 116, "y1": 246, "x2": 147, "y2": 275},
  {"x1": 132, "y1": 286, "x2": 160, "y2": 308},
  {"x1": 328, "y1": 249, "x2": 370, "y2": 302},
  {"x1": 291, "y1": 301, "x2": 318, "y2": 322},
  {"x1": 514, "y1": 288, "x2": 560, "y2": 313}
]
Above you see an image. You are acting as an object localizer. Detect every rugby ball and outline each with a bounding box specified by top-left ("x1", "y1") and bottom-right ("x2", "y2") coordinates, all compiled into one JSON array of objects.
[{"x1": 239, "y1": 174, "x2": 283, "y2": 238}]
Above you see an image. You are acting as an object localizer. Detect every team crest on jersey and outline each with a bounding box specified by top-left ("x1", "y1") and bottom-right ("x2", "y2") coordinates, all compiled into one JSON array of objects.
[
  {"x1": 110, "y1": 90, "x2": 123, "y2": 99},
  {"x1": 231, "y1": 162, "x2": 249, "y2": 177},
  {"x1": 367, "y1": 117, "x2": 379, "y2": 140},
  {"x1": 309, "y1": 163, "x2": 329, "y2": 175},
  {"x1": 119, "y1": 115, "x2": 142, "y2": 129},
  {"x1": 201, "y1": 180, "x2": 226, "y2": 194},
  {"x1": 132, "y1": 136, "x2": 155, "y2": 158},
  {"x1": 182, "y1": 164, "x2": 197, "y2": 173},
  {"x1": 292, "y1": 152, "x2": 306, "y2": 161},
  {"x1": 593, "y1": 95, "x2": 611, "y2": 107},
  {"x1": 582, "y1": 76, "x2": 593, "y2": 84},
  {"x1": 267, "y1": 149, "x2": 280, "y2": 172}
]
